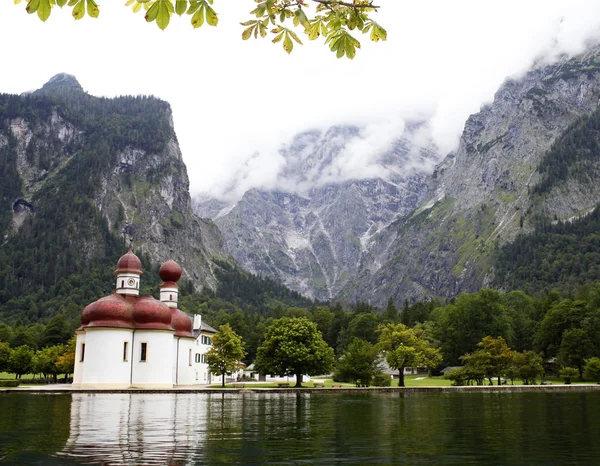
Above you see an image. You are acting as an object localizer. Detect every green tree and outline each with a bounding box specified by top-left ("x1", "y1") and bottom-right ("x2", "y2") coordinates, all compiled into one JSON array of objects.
[
  {"x1": 377, "y1": 323, "x2": 442, "y2": 387},
  {"x1": 55, "y1": 337, "x2": 76, "y2": 377},
  {"x1": 334, "y1": 338, "x2": 381, "y2": 387},
  {"x1": 33, "y1": 345, "x2": 65, "y2": 381},
  {"x1": 0, "y1": 342, "x2": 11, "y2": 372},
  {"x1": 584, "y1": 357, "x2": 600, "y2": 384},
  {"x1": 8, "y1": 345, "x2": 34, "y2": 379},
  {"x1": 16, "y1": 0, "x2": 386, "y2": 59},
  {"x1": 205, "y1": 323, "x2": 246, "y2": 388},
  {"x1": 43, "y1": 314, "x2": 72, "y2": 347},
  {"x1": 382, "y1": 298, "x2": 398, "y2": 322},
  {"x1": 559, "y1": 366, "x2": 579, "y2": 384},
  {"x1": 512, "y1": 351, "x2": 544, "y2": 385},
  {"x1": 255, "y1": 317, "x2": 334, "y2": 388},
  {"x1": 475, "y1": 336, "x2": 515, "y2": 386},
  {"x1": 558, "y1": 328, "x2": 592, "y2": 379}
]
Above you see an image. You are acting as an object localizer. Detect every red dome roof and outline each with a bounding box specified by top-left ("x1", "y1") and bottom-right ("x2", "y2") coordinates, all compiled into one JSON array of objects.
[
  {"x1": 159, "y1": 259, "x2": 182, "y2": 283},
  {"x1": 172, "y1": 309, "x2": 193, "y2": 337},
  {"x1": 115, "y1": 249, "x2": 143, "y2": 275},
  {"x1": 81, "y1": 294, "x2": 134, "y2": 329},
  {"x1": 132, "y1": 296, "x2": 174, "y2": 330}
]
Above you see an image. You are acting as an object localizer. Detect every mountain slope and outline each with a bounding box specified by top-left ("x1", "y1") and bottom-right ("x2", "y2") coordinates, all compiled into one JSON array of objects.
[
  {"x1": 197, "y1": 124, "x2": 440, "y2": 300},
  {"x1": 339, "y1": 47, "x2": 600, "y2": 305},
  {"x1": 0, "y1": 74, "x2": 225, "y2": 321}
]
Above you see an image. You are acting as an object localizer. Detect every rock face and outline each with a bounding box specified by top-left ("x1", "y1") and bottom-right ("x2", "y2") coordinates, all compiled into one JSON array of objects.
[
  {"x1": 338, "y1": 46, "x2": 600, "y2": 306},
  {"x1": 0, "y1": 74, "x2": 224, "y2": 291},
  {"x1": 196, "y1": 125, "x2": 440, "y2": 300}
]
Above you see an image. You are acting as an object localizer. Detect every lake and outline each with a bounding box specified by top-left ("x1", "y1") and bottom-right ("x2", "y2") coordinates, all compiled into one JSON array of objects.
[{"x1": 1, "y1": 390, "x2": 599, "y2": 464}]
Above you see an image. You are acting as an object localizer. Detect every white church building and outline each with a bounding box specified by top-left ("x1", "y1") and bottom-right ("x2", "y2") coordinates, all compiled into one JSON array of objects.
[{"x1": 72, "y1": 249, "x2": 220, "y2": 388}]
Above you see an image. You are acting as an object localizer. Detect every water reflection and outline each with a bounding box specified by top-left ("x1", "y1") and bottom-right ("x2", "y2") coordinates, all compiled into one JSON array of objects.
[{"x1": 3, "y1": 391, "x2": 600, "y2": 465}]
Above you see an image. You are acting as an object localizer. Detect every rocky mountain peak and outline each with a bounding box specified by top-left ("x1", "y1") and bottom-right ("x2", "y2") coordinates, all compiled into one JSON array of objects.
[{"x1": 35, "y1": 73, "x2": 84, "y2": 96}]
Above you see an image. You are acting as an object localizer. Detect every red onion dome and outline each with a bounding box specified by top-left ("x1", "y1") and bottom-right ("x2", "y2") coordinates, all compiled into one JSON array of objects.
[
  {"x1": 115, "y1": 249, "x2": 143, "y2": 275},
  {"x1": 81, "y1": 294, "x2": 134, "y2": 329},
  {"x1": 172, "y1": 309, "x2": 193, "y2": 337},
  {"x1": 159, "y1": 259, "x2": 182, "y2": 283},
  {"x1": 132, "y1": 296, "x2": 174, "y2": 330}
]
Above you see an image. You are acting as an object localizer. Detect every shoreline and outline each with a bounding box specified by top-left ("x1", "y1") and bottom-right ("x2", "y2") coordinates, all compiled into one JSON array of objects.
[{"x1": 2, "y1": 384, "x2": 600, "y2": 395}]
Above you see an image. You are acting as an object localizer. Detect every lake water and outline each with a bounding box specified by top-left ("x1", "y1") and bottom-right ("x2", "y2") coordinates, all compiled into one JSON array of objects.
[{"x1": 1, "y1": 391, "x2": 600, "y2": 465}]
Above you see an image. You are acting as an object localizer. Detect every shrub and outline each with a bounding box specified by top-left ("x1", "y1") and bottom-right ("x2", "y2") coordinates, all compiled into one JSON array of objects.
[
  {"x1": 444, "y1": 367, "x2": 467, "y2": 386},
  {"x1": 372, "y1": 373, "x2": 391, "y2": 387},
  {"x1": 559, "y1": 367, "x2": 579, "y2": 384},
  {"x1": 0, "y1": 380, "x2": 20, "y2": 387}
]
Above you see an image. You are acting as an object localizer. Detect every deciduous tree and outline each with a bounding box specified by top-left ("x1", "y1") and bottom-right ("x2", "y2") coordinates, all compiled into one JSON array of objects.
[
  {"x1": 377, "y1": 323, "x2": 441, "y2": 387},
  {"x1": 255, "y1": 316, "x2": 334, "y2": 387},
  {"x1": 334, "y1": 337, "x2": 380, "y2": 387},
  {"x1": 8, "y1": 345, "x2": 34, "y2": 379},
  {"x1": 584, "y1": 357, "x2": 600, "y2": 384},
  {"x1": 205, "y1": 323, "x2": 246, "y2": 388}
]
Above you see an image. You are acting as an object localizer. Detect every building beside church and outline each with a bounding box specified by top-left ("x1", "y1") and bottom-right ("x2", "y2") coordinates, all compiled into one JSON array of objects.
[{"x1": 72, "y1": 249, "x2": 219, "y2": 388}]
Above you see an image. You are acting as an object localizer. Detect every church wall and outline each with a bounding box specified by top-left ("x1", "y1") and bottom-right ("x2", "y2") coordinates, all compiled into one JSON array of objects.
[
  {"x1": 72, "y1": 331, "x2": 86, "y2": 387},
  {"x1": 78, "y1": 328, "x2": 134, "y2": 388},
  {"x1": 176, "y1": 338, "x2": 196, "y2": 385},
  {"x1": 131, "y1": 330, "x2": 175, "y2": 388}
]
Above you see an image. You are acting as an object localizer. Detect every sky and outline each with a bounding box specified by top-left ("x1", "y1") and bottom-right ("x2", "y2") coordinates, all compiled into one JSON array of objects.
[{"x1": 1, "y1": 0, "x2": 600, "y2": 201}]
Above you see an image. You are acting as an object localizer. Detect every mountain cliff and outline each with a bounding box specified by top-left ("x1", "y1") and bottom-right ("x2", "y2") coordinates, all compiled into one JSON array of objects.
[
  {"x1": 195, "y1": 125, "x2": 440, "y2": 300},
  {"x1": 0, "y1": 74, "x2": 225, "y2": 321},
  {"x1": 339, "y1": 46, "x2": 600, "y2": 305}
]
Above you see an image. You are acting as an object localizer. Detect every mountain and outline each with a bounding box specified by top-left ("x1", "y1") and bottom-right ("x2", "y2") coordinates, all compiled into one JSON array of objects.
[
  {"x1": 195, "y1": 124, "x2": 440, "y2": 301},
  {"x1": 0, "y1": 74, "x2": 225, "y2": 322},
  {"x1": 339, "y1": 46, "x2": 600, "y2": 306}
]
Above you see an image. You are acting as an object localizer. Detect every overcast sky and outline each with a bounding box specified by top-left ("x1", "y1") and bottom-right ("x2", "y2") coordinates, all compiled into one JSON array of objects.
[{"x1": 1, "y1": 1, "x2": 600, "y2": 200}]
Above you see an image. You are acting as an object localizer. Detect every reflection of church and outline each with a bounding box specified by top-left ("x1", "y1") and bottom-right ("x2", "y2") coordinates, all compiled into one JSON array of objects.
[{"x1": 72, "y1": 250, "x2": 219, "y2": 388}]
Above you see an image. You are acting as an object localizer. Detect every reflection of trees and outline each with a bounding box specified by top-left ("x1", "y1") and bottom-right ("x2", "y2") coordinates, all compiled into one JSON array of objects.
[
  {"x1": 3, "y1": 391, "x2": 600, "y2": 464},
  {"x1": 0, "y1": 393, "x2": 70, "y2": 462}
]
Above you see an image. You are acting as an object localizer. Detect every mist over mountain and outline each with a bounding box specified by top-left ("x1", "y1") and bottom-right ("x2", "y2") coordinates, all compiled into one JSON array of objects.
[{"x1": 195, "y1": 123, "x2": 441, "y2": 300}]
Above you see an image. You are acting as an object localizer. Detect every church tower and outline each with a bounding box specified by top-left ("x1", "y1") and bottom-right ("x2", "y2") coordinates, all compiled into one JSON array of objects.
[{"x1": 115, "y1": 249, "x2": 143, "y2": 296}]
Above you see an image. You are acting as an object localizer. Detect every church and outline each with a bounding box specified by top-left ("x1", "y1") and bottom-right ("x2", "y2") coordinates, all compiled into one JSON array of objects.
[{"x1": 72, "y1": 249, "x2": 219, "y2": 388}]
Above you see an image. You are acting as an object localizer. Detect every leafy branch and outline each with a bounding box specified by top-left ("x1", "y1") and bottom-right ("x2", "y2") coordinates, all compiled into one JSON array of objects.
[{"x1": 15, "y1": 0, "x2": 386, "y2": 58}]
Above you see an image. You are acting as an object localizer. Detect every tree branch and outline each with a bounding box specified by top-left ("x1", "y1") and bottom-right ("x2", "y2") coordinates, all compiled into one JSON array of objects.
[{"x1": 310, "y1": 0, "x2": 380, "y2": 9}]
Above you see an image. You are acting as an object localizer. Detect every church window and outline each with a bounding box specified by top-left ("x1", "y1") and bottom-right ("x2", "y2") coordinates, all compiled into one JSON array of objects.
[
  {"x1": 140, "y1": 342, "x2": 148, "y2": 362},
  {"x1": 170, "y1": 294, "x2": 173, "y2": 301},
  {"x1": 80, "y1": 343, "x2": 85, "y2": 362},
  {"x1": 195, "y1": 353, "x2": 201, "y2": 363},
  {"x1": 123, "y1": 342, "x2": 129, "y2": 362},
  {"x1": 121, "y1": 280, "x2": 125, "y2": 288}
]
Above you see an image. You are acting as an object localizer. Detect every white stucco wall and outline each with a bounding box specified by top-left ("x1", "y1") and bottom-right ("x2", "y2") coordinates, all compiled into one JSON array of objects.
[
  {"x1": 176, "y1": 338, "x2": 196, "y2": 385},
  {"x1": 72, "y1": 331, "x2": 86, "y2": 387},
  {"x1": 78, "y1": 328, "x2": 134, "y2": 388},
  {"x1": 131, "y1": 330, "x2": 174, "y2": 388}
]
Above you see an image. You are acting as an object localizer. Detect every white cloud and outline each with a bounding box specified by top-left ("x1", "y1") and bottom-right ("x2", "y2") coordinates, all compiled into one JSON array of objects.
[{"x1": 1, "y1": 1, "x2": 600, "y2": 201}]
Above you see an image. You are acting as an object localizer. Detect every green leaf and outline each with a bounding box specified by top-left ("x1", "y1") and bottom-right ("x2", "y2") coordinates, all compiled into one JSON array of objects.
[
  {"x1": 241, "y1": 24, "x2": 254, "y2": 40},
  {"x1": 145, "y1": 1, "x2": 159, "y2": 22},
  {"x1": 86, "y1": 0, "x2": 99, "y2": 18},
  {"x1": 155, "y1": 0, "x2": 172, "y2": 29},
  {"x1": 283, "y1": 32, "x2": 293, "y2": 54},
  {"x1": 175, "y1": 0, "x2": 186, "y2": 15},
  {"x1": 205, "y1": 3, "x2": 218, "y2": 26},
  {"x1": 72, "y1": 0, "x2": 84, "y2": 19},
  {"x1": 37, "y1": 0, "x2": 51, "y2": 20},
  {"x1": 190, "y1": 5, "x2": 204, "y2": 27},
  {"x1": 25, "y1": 0, "x2": 40, "y2": 14},
  {"x1": 56, "y1": 0, "x2": 67, "y2": 7}
]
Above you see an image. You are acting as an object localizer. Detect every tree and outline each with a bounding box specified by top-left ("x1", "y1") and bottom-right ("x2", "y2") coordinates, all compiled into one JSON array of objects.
[
  {"x1": 382, "y1": 298, "x2": 398, "y2": 322},
  {"x1": 475, "y1": 336, "x2": 515, "y2": 386},
  {"x1": 377, "y1": 323, "x2": 441, "y2": 387},
  {"x1": 512, "y1": 351, "x2": 544, "y2": 385},
  {"x1": 8, "y1": 345, "x2": 34, "y2": 379},
  {"x1": 42, "y1": 314, "x2": 72, "y2": 347},
  {"x1": 15, "y1": 0, "x2": 386, "y2": 59},
  {"x1": 334, "y1": 338, "x2": 381, "y2": 387},
  {"x1": 33, "y1": 345, "x2": 65, "y2": 381},
  {"x1": 559, "y1": 366, "x2": 579, "y2": 384},
  {"x1": 584, "y1": 357, "x2": 600, "y2": 384},
  {"x1": 0, "y1": 342, "x2": 11, "y2": 373},
  {"x1": 205, "y1": 323, "x2": 246, "y2": 388},
  {"x1": 558, "y1": 328, "x2": 592, "y2": 379},
  {"x1": 255, "y1": 317, "x2": 334, "y2": 387},
  {"x1": 55, "y1": 337, "x2": 76, "y2": 377}
]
